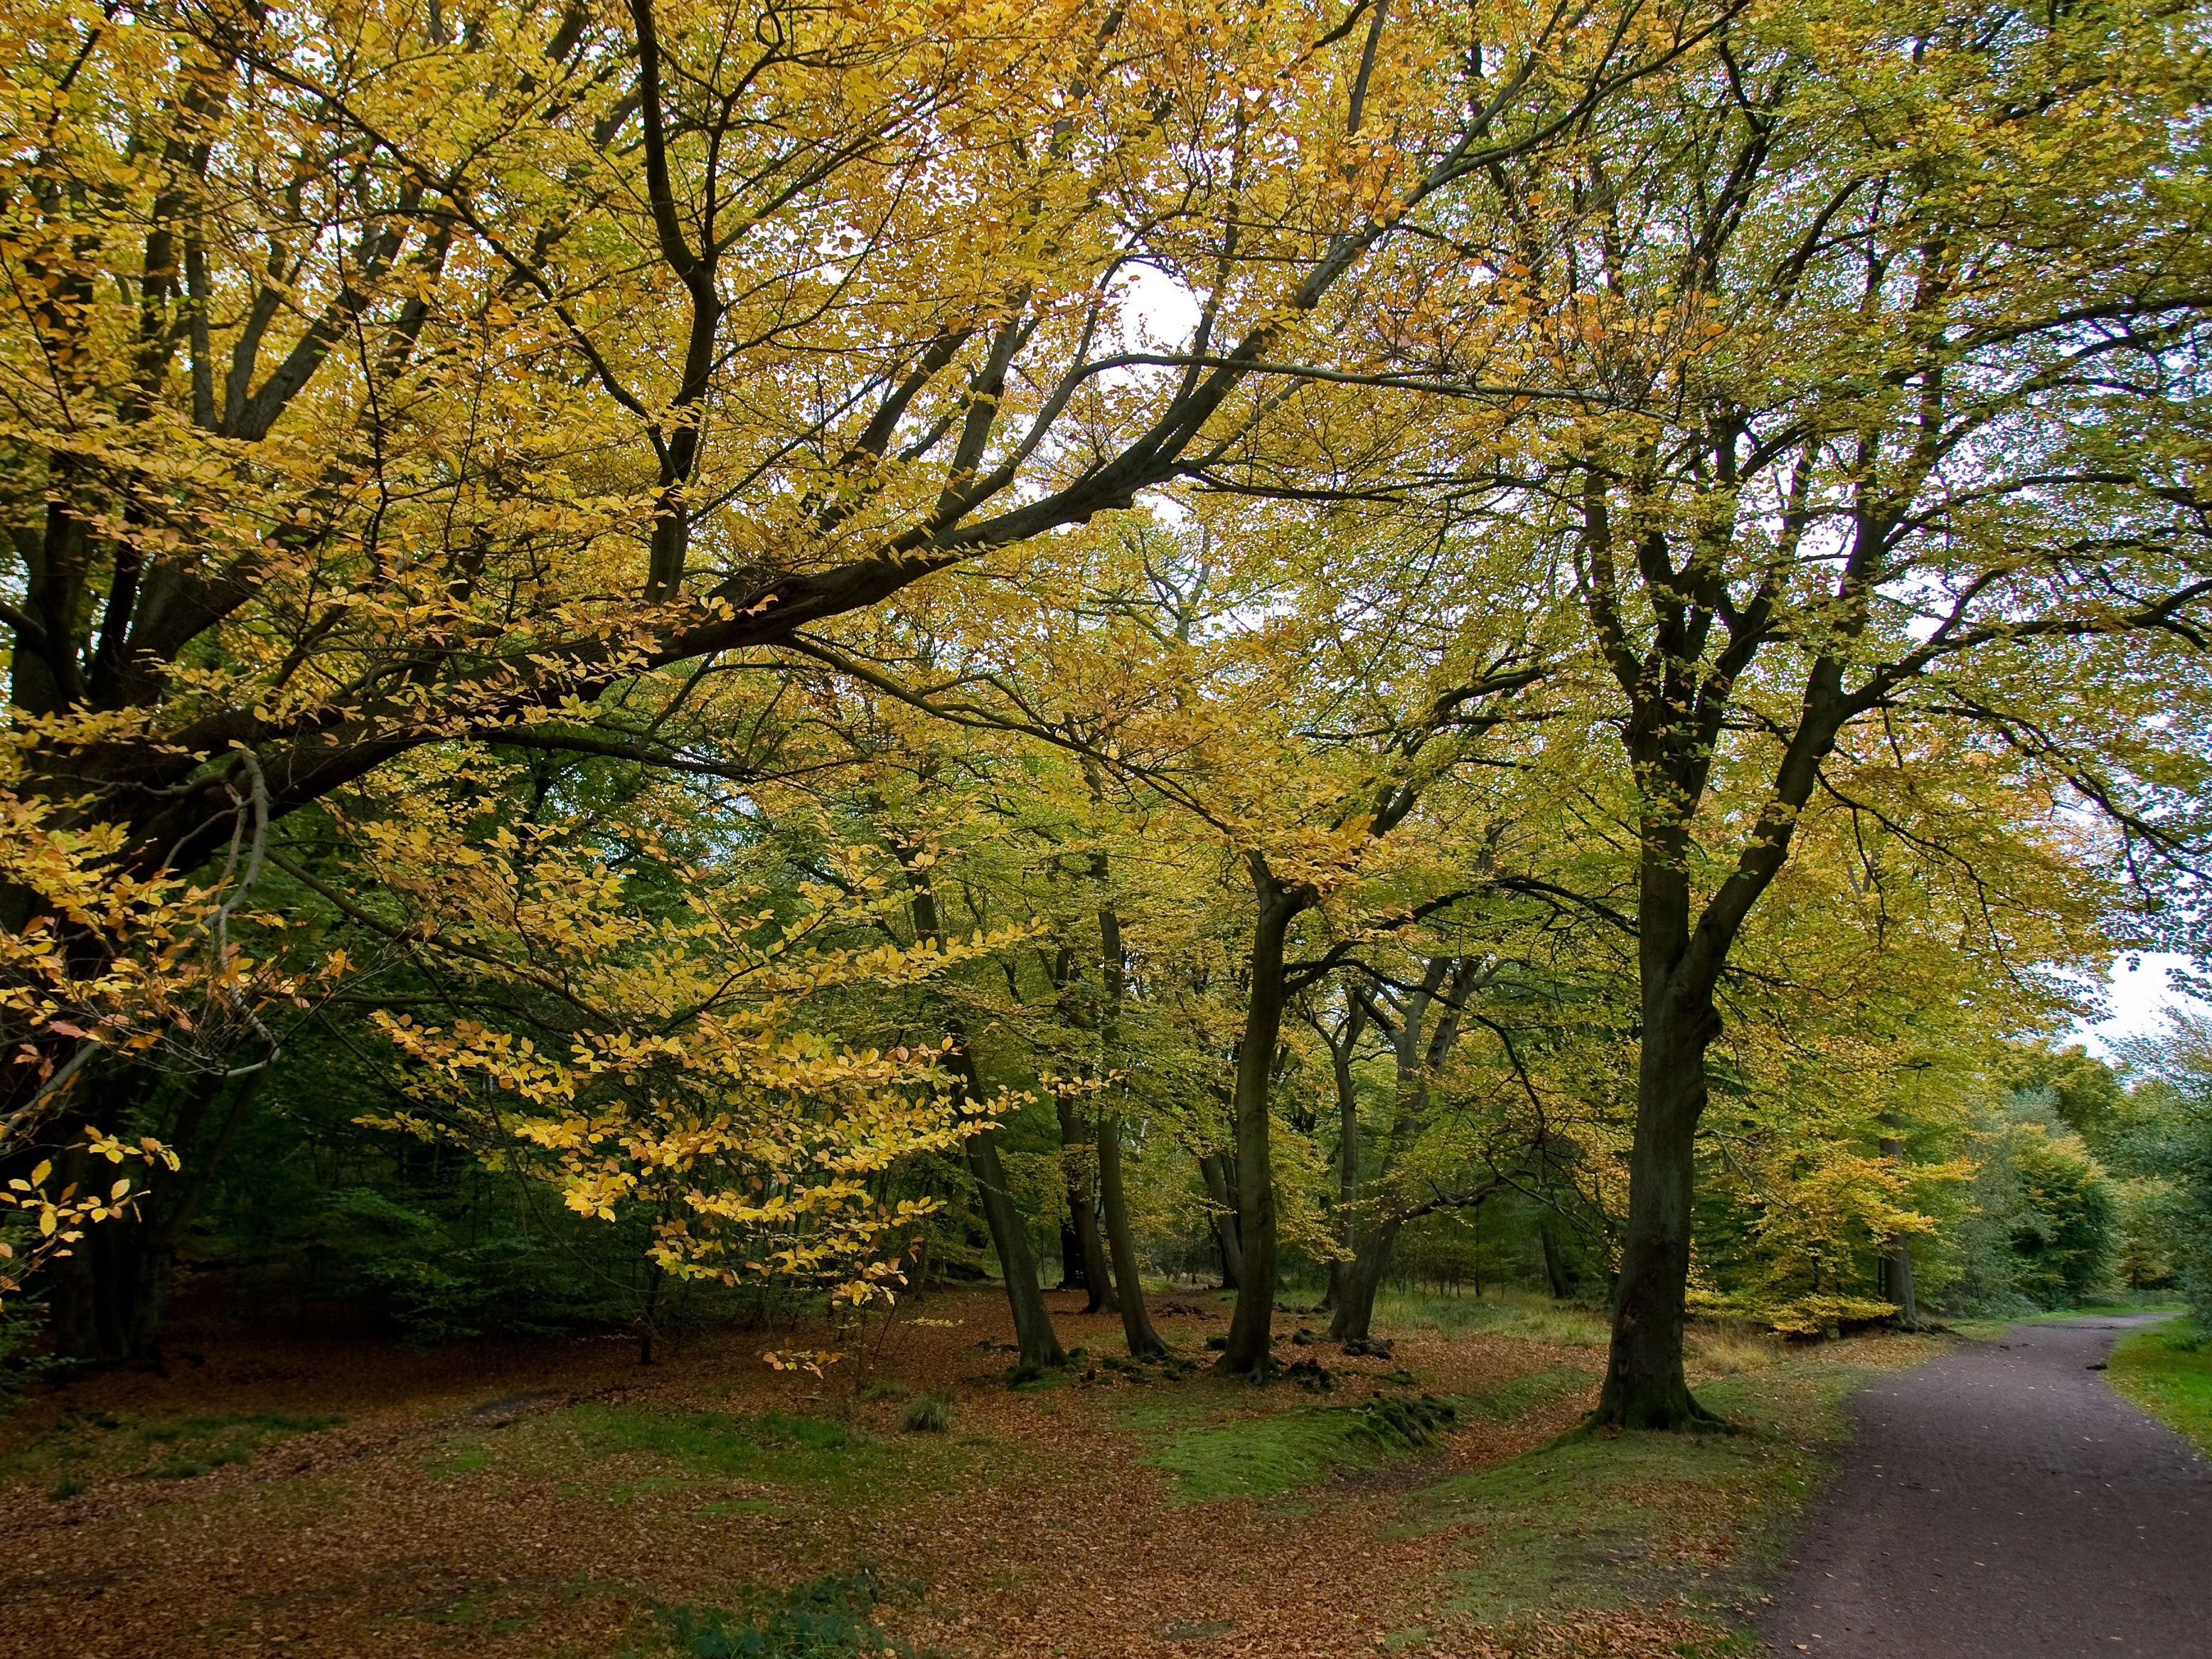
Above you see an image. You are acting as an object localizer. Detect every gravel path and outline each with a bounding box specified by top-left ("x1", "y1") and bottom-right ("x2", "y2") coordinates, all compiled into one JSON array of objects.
[{"x1": 1763, "y1": 1316, "x2": 2211, "y2": 1657}]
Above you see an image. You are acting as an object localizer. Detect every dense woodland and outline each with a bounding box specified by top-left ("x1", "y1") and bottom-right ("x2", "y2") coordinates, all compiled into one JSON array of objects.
[{"x1": 3, "y1": 0, "x2": 2212, "y2": 1447}]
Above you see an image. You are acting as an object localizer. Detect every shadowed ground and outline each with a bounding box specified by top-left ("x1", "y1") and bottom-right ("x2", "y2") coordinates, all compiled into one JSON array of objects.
[{"x1": 1763, "y1": 1316, "x2": 2212, "y2": 1657}]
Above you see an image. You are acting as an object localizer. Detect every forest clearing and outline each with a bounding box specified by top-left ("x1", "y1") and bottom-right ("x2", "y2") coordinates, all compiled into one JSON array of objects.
[{"x1": 3, "y1": 1286, "x2": 1943, "y2": 1659}]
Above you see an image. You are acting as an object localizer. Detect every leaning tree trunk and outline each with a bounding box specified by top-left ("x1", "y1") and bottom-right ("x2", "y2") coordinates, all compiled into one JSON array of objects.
[
  {"x1": 964, "y1": 1121, "x2": 1067, "y2": 1373},
  {"x1": 1198, "y1": 1151, "x2": 1241, "y2": 1289},
  {"x1": 1595, "y1": 991, "x2": 1722, "y2": 1429},
  {"x1": 1096, "y1": 1113, "x2": 1167, "y2": 1357},
  {"x1": 1219, "y1": 865, "x2": 1305, "y2": 1377}
]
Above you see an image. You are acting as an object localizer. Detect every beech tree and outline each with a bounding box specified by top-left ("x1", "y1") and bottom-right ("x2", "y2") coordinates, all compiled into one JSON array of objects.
[
  {"x1": 1380, "y1": 0, "x2": 2212, "y2": 1423},
  {"x1": 0, "y1": 0, "x2": 1721, "y2": 1162}
]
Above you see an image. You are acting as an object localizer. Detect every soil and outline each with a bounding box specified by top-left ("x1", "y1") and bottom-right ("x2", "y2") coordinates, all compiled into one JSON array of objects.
[{"x1": 1762, "y1": 1316, "x2": 2212, "y2": 1658}]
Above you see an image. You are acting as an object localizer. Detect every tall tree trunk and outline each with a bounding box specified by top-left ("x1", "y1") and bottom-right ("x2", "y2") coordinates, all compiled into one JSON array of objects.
[
  {"x1": 899, "y1": 843, "x2": 1064, "y2": 1372},
  {"x1": 1057, "y1": 1095, "x2": 1115, "y2": 1312},
  {"x1": 1321, "y1": 1007, "x2": 1362, "y2": 1314},
  {"x1": 1219, "y1": 861, "x2": 1307, "y2": 1376},
  {"x1": 1092, "y1": 898, "x2": 1160, "y2": 1355},
  {"x1": 1879, "y1": 1131, "x2": 1918, "y2": 1328},
  {"x1": 1596, "y1": 991, "x2": 1722, "y2": 1429},
  {"x1": 1540, "y1": 1217, "x2": 1573, "y2": 1301},
  {"x1": 964, "y1": 1120, "x2": 1067, "y2": 1372},
  {"x1": 1096, "y1": 1113, "x2": 1166, "y2": 1357},
  {"x1": 48, "y1": 1065, "x2": 263, "y2": 1370},
  {"x1": 1199, "y1": 1151, "x2": 1241, "y2": 1289}
]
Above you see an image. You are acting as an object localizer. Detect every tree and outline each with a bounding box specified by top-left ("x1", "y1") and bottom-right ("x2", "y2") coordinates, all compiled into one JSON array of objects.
[
  {"x1": 1379, "y1": 0, "x2": 2212, "y2": 1423},
  {"x1": 0, "y1": 0, "x2": 1714, "y2": 1156}
]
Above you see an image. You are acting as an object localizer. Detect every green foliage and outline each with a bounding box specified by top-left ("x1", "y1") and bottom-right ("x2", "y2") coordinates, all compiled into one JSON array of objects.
[
  {"x1": 2106, "y1": 1319, "x2": 2212, "y2": 1457},
  {"x1": 2004, "y1": 1133, "x2": 2118, "y2": 1306},
  {"x1": 1942, "y1": 1084, "x2": 2120, "y2": 1316}
]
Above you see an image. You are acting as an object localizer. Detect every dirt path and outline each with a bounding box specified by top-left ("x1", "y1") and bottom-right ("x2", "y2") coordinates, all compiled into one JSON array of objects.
[{"x1": 1763, "y1": 1316, "x2": 2212, "y2": 1658}]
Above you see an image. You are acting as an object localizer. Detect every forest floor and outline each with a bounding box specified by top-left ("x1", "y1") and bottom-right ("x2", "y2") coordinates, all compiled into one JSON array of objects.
[
  {"x1": 1760, "y1": 1315, "x2": 2212, "y2": 1658},
  {"x1": 1, "y1": 1286, "x2": 1942, "y2": 1659}
]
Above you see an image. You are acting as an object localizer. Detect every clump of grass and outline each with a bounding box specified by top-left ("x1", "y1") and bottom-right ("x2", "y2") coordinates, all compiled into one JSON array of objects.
[
  {"x1": 1687, "y1": 1326, "x2": 1785, "y2": 1377},
  {"x1": 46, "y1": 1473, "x2": 86, "y2": 1501},
  {"x1": 897, "y1": 1393, "x2": 950, "y2": 1434},
  {"x1": 2107, "y1": 1318, "x2": 2212, "y2": 1456}
]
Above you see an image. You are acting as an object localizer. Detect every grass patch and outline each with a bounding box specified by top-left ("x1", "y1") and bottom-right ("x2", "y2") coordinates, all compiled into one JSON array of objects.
[
  {"x1": 1, "y1": 1408, "x2": 343, "y2": 1488},
  {"x1": 2021, "y1": 1296, "x2": 2189, "y2": 1323},
  {"x1": 640, "y1": 1572, "x2": 925, "y2": 1658},
  {"x1": 1401, "y1": 1348, "x2": 1923, "y2": 1643},
  {"x1": 1368, "y1": 1286, "x2": 1611, "y2": 1347},
  {"x1": 1455, "y1": 1364, "x2": 1596, "y2": 1423},
  {"x1": 1147, "y1": 1392, "x2": 1458, "y2": 1502},
  {"x1": 2107, "y1": 1317, "x2": 2212, "y2": 1456}
]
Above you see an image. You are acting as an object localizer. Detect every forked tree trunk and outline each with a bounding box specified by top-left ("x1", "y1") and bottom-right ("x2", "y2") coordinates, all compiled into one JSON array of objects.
[{"x1": 1325, "y1": 1217, "x2": 1404, "y2": 1342}]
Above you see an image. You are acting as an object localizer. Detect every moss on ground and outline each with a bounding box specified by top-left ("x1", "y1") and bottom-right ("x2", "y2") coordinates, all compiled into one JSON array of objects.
[
  {"x1": 2107, "y1": 1318, "x2": 2212, "y2": 1456},
  {"x1": 4, "y1": 1407, "x2": 345, "y2": 1495},
  {"x1": 1144, "y1": 1392, "x2": 1462, "y2": 1502},
  {"x1": 1395, "y1": 1348, "x2": 1930, "y2": 1648}
]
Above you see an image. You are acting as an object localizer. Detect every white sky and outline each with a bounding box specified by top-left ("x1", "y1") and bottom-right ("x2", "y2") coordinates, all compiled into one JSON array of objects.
[{"x1": 2076, "y1": 950, "x2": 2206, "y2": 1060}]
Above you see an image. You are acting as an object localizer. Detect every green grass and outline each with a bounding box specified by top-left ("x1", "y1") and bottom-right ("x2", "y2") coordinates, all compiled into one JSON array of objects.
[
  {"x1": 2107, "y1": 1317, "x2": 2212, "y2": 1456},
  {"x1": 1143, "y1": 1391, "x2": 1460, "y2": 1503},
  {"x1": 3, "y1": 1408, "x2": 344, "y2": 1492},
  {"x1": 1399, "y1": 1351, "x2": 1902, "y2": 1643},
  {"x1": 1456, "y1": 1363, "x2": 1596, "y2": 1422},
  {"x1": 1367, "y1": 1286, "x2": 1612, "y2": 1348}
]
